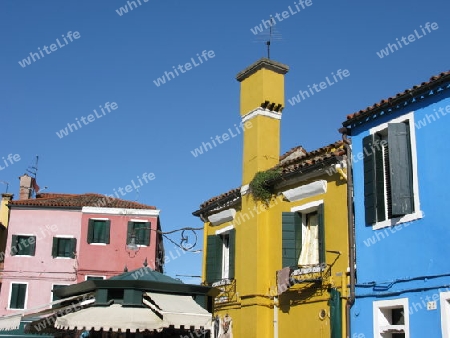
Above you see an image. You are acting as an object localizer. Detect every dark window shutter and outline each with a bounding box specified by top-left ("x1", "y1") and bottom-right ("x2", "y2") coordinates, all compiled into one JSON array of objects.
[
  {"x1": 206, "y1": 235, "x2": 222, "y2": 284},
  {"x1": 374, "y1": 135, "x2": 386, "y2": 222},
  {"x1": 144, "y1": 222, "x2": 151, "y2": 246},
  {"x1": 363, "y1": 135, "x2": 377, "y2": 224},
  {"x1": 52, "y1": 237, "x2": 58, "y2": 258},
  {"x1": 318, "y1": 204, "x2": 326, "y2": 264},
  {"x1": 228, "y1": 229, "x2": 236, "y2": 279},
  {"x1": 388, "y1": 123, "x2": 414, "y2": 216},
  {"x1": 127, "y1": 221, "x2": 133, "y2": 245},
  {"x1": 104, "y1": 220, "x2": 111, "y2": 244},
  {"x1": 17, "y1": 284, "x2": 26, "y2": 309},
  {"x1": 10, "y1": 284, "x2": 19, "y2": 308},
  {"x1": 29, "y1": 236, "x2": 36, "y2": 256},
  {"x1": 10, "y1": 235, "x2": 18, "y2": 256},
  {"x1": 87, "y1": 219, "x2": 94, "y2": 244},
  {"x1": 70, "y1": 238, "x2": 77, "y2": 259},
  {"x1": 282, "y1": 212, "x2": 302, "y2": 268}
]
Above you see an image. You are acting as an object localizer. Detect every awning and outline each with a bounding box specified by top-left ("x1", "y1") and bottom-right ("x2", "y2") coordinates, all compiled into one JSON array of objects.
[
  {"x1": 144, "y1": 292, "x2": 212, "y2": 329},
  {"x1": 54, "y1": 293, "x2": 212, "y2": 333},
  {"x1": 0, "y1": 293, "x2": 94, "y2": 332},
  {"x1": 55, "y1": 304, "x2": 164, "y2": 333}
]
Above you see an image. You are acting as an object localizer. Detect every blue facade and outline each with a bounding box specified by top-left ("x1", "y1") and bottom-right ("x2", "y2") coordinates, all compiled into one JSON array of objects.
[{"x1": 346, "y1": 73, "x2": 450, "y2": 337}]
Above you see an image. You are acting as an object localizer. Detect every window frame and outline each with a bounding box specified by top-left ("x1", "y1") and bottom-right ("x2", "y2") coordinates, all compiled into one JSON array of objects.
[
  {"x1": 127, "y1": 220, "x2": 151, "y2": 247},
  {"x1": 440, "y1": 291, "x2": 450, "y2": 338},
  {"x1": 52, "y1": 236, "x2": 77, "y2": 259},
  {"x1": 8, "y1": 282, "x2": 28, "y2": 310},
  {"x1": 87, "y1": 218, "x2": 110, "y2": 245},
  {"x1": 205, "y1": 225, "x2": 236, "y2": 285},
  {"x1": 289, "y1": 200, "x2": 325, "y2": 267},
  {"x1": 85, "y1": 276, "x2": 106, "y2": 281},
  {"x1": 367, "y1": 112, "x2": 422, "y2": 230},
  {"x1": 373, "y1": 298, "x2": 410, "y2": 338},
  {"x1": 51, "y1": 284, "x2": 69, "y2": 308},
  {"x1": 10, "y1": 234, "x2": 36, "y2": 257}
]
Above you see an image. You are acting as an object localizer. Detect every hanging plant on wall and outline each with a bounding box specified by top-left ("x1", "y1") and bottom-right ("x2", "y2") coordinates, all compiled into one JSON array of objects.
[{"x1": 249, "y1": 169, "x2": 282, "y2": 203}]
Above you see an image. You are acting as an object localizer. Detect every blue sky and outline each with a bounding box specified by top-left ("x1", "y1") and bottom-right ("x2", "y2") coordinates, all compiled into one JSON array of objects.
[{"x1": 1, "y1": 0, "x2": 449, "y2": 283}]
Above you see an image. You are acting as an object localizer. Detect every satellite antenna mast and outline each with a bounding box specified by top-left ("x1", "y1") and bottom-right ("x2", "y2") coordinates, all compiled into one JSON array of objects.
[
  {"x1": 266, "y1": 18, "x2": 275, "y2": 59},
  {"x1": 253, "y1": 17, "x2": 283, "y2": 59},
  {"x1": 26, "y1": 155, "x2": 39, "y2": 180}
]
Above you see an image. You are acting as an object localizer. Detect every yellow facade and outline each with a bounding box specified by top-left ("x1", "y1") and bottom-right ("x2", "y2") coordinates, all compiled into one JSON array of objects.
[
  {"x1": 197, "y1": 59, "x2": 349, "y2": 338},
  {"x1": 0, "y1": 194, "x2": 13, "y2": 228}
]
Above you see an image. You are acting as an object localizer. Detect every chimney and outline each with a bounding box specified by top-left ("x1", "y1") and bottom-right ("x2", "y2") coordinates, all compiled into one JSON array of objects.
[
  {"x1": 19, "y1": 174, "x2": 33, "y2": 200},
  {"x1": 236, "y1": 58, "x2": 289, "y2": 185}
]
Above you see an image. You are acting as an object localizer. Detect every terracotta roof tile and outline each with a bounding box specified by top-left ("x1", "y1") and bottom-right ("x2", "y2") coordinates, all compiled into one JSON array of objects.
[
  {"x1": 345, "y1": 70, "x2": 450, "y2": 125},
  {"x1": 196, "y1": 141, "x2": 346, "y2": 211},
  {"x1": 9, "y1": 193, "x2": 156, "y2": 210}
]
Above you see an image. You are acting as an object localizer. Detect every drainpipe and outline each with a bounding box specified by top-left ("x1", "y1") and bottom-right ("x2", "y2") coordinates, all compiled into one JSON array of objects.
[
  {"x1": 339, "y1": 127, "x2": 355, "y2": 338},
  {"x1": 274, "y1": 296, "x2": 279, "y2": 338}
]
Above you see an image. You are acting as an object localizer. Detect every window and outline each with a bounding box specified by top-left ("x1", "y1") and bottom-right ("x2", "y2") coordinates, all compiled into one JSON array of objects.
[
  {"x1": 363, "y1": 113, "x2": 421, "y2": 228},
  {"x1": 87, "y1": 219, "x2": 110, "y2": 244},
  {"x1": 52, "y1": 237, "x2": 77, "y2": 258},
  {"x1": 9, "y1": 283, "x2": 27, "y2": 309},
  {"x1": 10, "y1": 235, "x2": 36, "y2": 256},
  {"x1": 206, "y1": 228, "x2": 235, "y2": 285},
  {"x1": 86, "y1": 276, "x2": 105, "y2": 281},
  {"x1": 373, "y1": 298, "x2": 409, "y2": 338},
  {"x1": 51, "y1": 284, "x2": 68, "y2": 308},
  {"x1": 127, "y1": 221, "x2": 150, "y2": 246},
  {"x1": 440, "y1": 291, "x2": 450, "y2": 337},
  {"x1": 282, "y1": 202, "x2": 325, "y2": 269}
]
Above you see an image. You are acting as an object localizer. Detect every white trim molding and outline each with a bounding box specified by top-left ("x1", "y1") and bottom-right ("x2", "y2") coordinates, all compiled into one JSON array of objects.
[
  {"x1": 291, "y1": 200, "x2": 324, "y2": 214},
  {"x1": 241, "y1": 107, "x2": 282, "y2": 124},
  {"x1": 82, "y1": 207, "x2": 160, "y2": 216},
  {"x1": 215, "y1": 224, "x2": 234, "y2": 235},
  {"x1": 373, "y1": 298, "x2": 410, "y2": 338},
  {"x1": 240, "y1": 185, "x2": 250, "y2": 196},
  {"x1": 282, "y1": 180, "x2": 327, "y2": 202},
  {"x1": 208, "y1": 209, "x2": 236, "y2": 226}
]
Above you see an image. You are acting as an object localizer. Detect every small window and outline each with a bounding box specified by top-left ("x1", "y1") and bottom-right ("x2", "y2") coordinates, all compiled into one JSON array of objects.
[
  {"x1": 10, "y1": 235, "x2": 36, "y2": 256},
  {"x1": 374, "y1": 298, "x2": 409, "y2": 338},
  {"x1": 52, "y1": 238, "x2": 77, "y2": 258},
  {"x1": 86, "y1": 276, "x2": 105, "y2": 281},
  {"x1": 127, "y1": 221, "x2": 150, "y2": 246},
  {"x1": 206, "y1": 229, "x2": 236, "y2": 285},
  {"x1": 87, "y1": 219, "x2": 110, "y2": 244},
  {"x1": 9, "y1": 283, "x2": 27, "y2": 309}
]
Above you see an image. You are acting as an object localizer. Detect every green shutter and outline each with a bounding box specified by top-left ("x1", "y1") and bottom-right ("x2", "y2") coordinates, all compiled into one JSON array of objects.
[
  {"x1": 87, "y1": 219, "x2": 94, "y2": 243},
  {"x1": 144, "y1": 222, "x2": 151, "y2": 246},
  {"x1": 10, "y1": 284, "x2": 19, "y2": 308},
  {"x1": 228, "y1": 229, "x2": 236, "y2": 279},
  {"x1": 105, "y1": 220, "x2": 111, "y2": 244},
  {"x1": 70, "y1": 238, "x2": 77, "y2": 259},
  {"x1": 374, "y1": 135, "x2": 386, "y2": 222},
  {"x1": 10, "y1": 235, "x2": 18, "y2": 256},
  {"x1": 363, "y1": 135, "x2": 377, "y2": 224},
  {"x1": 127, "y1": 221, "x2": 133, "y2": 245},
  {"x1": 29, "y1": 236, "x2": 36, "y2": 256},
  {"x1": 282, "y1": 212, "x2": 302, "y2": 268},
  {"x1": 388, "y1": 123, "x2": 414, "y2": 216},
  {"x1": 52, "y1": 237, "x2": 58, "y2": 258},
  {"x1": 206, "y1": 235, "x2": 222, "y2": 284},
  {"x1": 329, "y1": 288, "x2": 342, "y2": 338},
  {"x1": 318, "y1": 204, "x2": 326, "y2": 264}
]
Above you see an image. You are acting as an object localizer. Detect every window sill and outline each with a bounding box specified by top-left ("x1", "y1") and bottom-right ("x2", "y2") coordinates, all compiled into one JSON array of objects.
[
  {"x1": 89, "y1": 243, "x2": 107, "y2": 246},
  {"x1": 54, "y1": 257, "x2": 73, "y2": 259},
  {"x1": 12, "y1": 255, "x2": 34, "y2": 257},
  {"x1": 372, "y1": 210, "x2": 423, "y2": 230}
]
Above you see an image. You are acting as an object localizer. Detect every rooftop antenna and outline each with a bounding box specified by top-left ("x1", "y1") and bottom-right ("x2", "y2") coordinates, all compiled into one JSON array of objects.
[
  {"x1": 0, "y1": 181, "x2": 9, "y2": 193},
  {"x1": 253, "y1": 17, "x2": 283, "y2": 59},
  {"x1": 26, "y1": 155, "x2": 39, "y2": 180},
  {"x1": 135, "y1": 188, "x2": 140, "y2": 202}
]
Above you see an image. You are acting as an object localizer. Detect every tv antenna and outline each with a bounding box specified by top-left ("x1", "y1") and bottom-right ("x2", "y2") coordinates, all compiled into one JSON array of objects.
[
  {"x1": 26, "y1": 155, "x2": 39, "y2": 179},
  {"x1": 253, "y1": 17, "x2": 283, "y2": 59}
]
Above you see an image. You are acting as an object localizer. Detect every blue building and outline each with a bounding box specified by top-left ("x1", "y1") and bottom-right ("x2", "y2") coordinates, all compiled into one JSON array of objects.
[{"x1": 342, "y1": 70, "x2": 450, "y2": 338}]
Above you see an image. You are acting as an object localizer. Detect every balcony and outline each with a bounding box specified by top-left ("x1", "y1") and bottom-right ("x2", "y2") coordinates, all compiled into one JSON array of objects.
[{"x1": 211, "y1": 279, "x2": 237, "y2": 305}]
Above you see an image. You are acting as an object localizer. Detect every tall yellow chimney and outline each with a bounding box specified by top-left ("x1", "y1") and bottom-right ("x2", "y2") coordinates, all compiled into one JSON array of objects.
[{"x1": 236, "y1": 58, "x2": 289, "y2": 185}]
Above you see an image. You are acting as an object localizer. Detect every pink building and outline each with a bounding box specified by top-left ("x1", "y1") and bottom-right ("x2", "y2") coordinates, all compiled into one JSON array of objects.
[{"x1": 0, "y1": 175, "x2": 163, "y2": 316}]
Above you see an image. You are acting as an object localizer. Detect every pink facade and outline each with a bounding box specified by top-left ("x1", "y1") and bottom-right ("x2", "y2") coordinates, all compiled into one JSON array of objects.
[
  {"x1": 77, "y1": 207, "x2": 161, "y2": 282},
  {"x1": 0, "y1": 191, "x2": 162, "y2": 316},
  {"x1": 0, "y1": 208, "x2": 81, "y2": 316}
]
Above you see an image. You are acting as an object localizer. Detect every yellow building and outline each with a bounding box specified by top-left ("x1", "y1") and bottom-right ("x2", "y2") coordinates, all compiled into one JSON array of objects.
[
  {"x1": 0, "y1": 193, "x2": 13, "y2": 261},
  {"x1": 193, "y1": 58, "x2": 350, "y2": 338}
]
